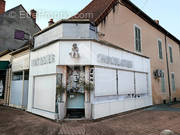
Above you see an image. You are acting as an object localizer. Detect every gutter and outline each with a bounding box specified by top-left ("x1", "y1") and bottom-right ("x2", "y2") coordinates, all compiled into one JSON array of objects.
[{"x1": 164, "y1": 35, "x2": 171, "y2": 102}]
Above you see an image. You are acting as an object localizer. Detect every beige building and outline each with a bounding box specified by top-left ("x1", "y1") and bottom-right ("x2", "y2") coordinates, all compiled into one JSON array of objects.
[{"x1": 73, "y1": 0, "x2": 180, "y2": 104}]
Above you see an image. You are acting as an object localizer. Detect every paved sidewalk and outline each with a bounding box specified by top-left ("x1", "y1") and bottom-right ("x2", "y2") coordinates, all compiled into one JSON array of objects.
[{"x1": 0, "y1": 104, "x2": 180, "y2": 135}]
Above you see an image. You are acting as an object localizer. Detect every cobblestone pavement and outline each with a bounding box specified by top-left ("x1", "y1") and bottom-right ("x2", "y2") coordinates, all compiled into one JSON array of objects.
[{"x1": 0, "y1": 104, "x2": 180, "y2": 135}]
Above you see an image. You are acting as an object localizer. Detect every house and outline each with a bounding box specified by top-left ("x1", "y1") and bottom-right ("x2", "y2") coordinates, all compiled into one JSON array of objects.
[
  {"x1": 0, "y1": 0, "x2": 40, "y2": 104},
  {"x1": 27, "y1": 19, "x2": 152, "y2": 120},
  {"x1": 72, "y1": 0, "x2": 180, "y2": 104}
]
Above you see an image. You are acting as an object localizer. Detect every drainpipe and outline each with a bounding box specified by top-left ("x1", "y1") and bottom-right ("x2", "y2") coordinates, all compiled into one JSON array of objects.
[{"x1": 164, "y1": 34, "x2": 171, "y2": 103}]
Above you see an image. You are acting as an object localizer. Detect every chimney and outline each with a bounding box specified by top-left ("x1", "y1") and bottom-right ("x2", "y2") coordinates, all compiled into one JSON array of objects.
[
  {"x1": 30, "y1": 9, "x2": 37, "y2": 22},
  {"x1": 48, "y1": 19, "x2": 54, "y2": 26},
  {"x1": 0, "y1": 0, "x2": 5, "y2": 14},
  {"x1": 154, "y1": 19, "x2": 159, "y2": 25}
]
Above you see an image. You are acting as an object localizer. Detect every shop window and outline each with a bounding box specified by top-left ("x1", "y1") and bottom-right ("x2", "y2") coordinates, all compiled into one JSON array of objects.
[
  {"x1": 171, "y1": 73, "x2": 176, "y2": 91},
  {"x1": 161, "y1": 71, "x2": 166, "y2": 92},
  {"x1": 134, "y1": 25, "x2": 142, "y2": 53},
  {"x1": 12, "y1": 72, "x2": 23, "y2": 81},
  {"x1": 158, "y1": 40, "x2": 163, "y2": 59}
]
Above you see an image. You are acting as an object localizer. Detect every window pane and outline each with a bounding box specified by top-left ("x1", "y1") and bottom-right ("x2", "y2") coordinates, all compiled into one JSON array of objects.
[
  {"x1": 158, "y1": 41, "x2": 163, "y2": 59},
  {"x1": 135, "y1": 26, "x2": 141, "y2": 52},
  {"x1": 161, "y1": 72, "x2": 166, "y2": 92},
  {"x1": 169, "y1": 46, "x2": 173, "y2": 63},
  {"x1": 171, "y1": 73, "x2": 176, "y2": 91},
  {"x1": 12, "y1": 72, "x2": 23, "y2": 81}
]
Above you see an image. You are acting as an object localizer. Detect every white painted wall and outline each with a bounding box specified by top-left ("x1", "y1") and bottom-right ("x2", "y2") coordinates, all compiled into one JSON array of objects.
[
  {"x1": 29, "y1": 39, "x2": 152, "y2": 120},
  {"x1": 34, "y1": 23, "x2": 98, "y2": 48},
  {"x1": 58, "y1": 40, "x2": 150, "y2": 73},
  {"x1": 34, "y1": 25, "x2": 63, "y2": 47},
  {"x1": 12, "y1": 53, "x2": 29, "y2": 72},
  {"x1": 27, "y1": 42, "x2": 59, "y2": 119}
]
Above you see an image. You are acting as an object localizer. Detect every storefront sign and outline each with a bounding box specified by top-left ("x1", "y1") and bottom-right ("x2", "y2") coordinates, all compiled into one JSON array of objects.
[
  {"x1": 31, "y1": 54, "x2": 55, "y2": 67},
  {"x1": 97, "y1": 54, "x2": 133, "y2": 68}
]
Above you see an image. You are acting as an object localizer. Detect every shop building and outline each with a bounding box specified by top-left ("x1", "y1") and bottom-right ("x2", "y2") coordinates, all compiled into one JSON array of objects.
[
  {"x1": 72, "y1": 0, "x2": 180, "y2": 104},
  {"x1": 27, "y1": 20, "x2": 152, "y2": 120}
]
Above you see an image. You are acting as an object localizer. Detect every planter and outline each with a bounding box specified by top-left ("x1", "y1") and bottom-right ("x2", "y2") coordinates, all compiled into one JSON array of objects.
[{"x1": 58, "y1": 102, "x2": 65, "y2": 120}]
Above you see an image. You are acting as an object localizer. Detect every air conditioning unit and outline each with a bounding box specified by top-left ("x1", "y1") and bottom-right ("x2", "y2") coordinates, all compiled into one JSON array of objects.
[{"x1": 154, "y1": 69, "x2": 163, "y2": 78}]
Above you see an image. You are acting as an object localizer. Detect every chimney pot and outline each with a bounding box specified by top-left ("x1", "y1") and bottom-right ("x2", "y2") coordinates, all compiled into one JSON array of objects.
[
  {"x1": 30, "y1": 9, "x2": 37, "y2": 22},
  {"x1": 154, "y1": 19, "x2": 159, "y2": 25},
  {"x1": 0, "y1": 0, "x2": 5, "y2": 14},
  {"x1": 48, "y1": 18, "x2": 54, "y2": 26}
]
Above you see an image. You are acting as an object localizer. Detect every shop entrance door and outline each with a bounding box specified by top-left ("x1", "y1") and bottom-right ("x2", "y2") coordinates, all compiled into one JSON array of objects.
[{"x1": 66, "y1": 66, "x2": 85, "y2": 118}]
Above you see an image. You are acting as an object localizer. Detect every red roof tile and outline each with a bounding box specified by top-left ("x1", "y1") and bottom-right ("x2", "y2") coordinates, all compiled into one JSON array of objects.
[{"x1": 71, "y1": 0, "x2": 118, "y2": 25}]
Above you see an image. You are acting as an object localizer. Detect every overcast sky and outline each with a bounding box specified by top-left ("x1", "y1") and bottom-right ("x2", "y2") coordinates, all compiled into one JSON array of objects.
[{"x1": 5, "y1": 0, "x2": 180, "y2": 39}]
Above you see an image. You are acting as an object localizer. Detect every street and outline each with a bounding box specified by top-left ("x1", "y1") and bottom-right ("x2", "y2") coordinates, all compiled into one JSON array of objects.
[{"x1": 0, "y1": 104, "x2": 180, "y2": 135}]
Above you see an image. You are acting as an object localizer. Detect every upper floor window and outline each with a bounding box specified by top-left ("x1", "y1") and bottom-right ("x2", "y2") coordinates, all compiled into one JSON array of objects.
[
  {"x1": 134, "y1": 25, "x2": 142, "y2": 52},
  {"x1": 169, "y1": 46, "x2": 173, "y2": 63},
  {"x1": 158, "y1": 40, "x2": 163, "y2": 59}
]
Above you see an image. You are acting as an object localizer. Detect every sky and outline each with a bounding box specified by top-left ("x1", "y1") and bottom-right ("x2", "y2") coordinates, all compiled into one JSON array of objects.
[{"x1": 5, "y1": 0, "x2": 180, "y2": 39}]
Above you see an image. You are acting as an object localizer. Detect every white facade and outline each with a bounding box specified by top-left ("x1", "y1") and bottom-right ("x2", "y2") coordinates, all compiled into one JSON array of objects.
[
  {"x1": 27, "y1": 39, "x2": 152, "y2": 120},
  {"x1": 10, "y1": 52, "x2": 30, "y2": 109}
]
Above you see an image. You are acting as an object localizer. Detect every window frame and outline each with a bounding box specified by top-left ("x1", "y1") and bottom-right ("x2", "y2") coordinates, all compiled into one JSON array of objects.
[
  {"x1": 134, "y1": 24, "x2": 142, "y2": 53},
  {"x1": 157, "y1": 39, "x2": 163, "y2": 60}
]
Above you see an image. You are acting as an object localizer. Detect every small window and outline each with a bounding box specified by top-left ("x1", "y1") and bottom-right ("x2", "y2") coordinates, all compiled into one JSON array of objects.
[
  {"x1": 158, "y1": 40, "x2": 163, "y2": 59},
  {"x1": 161, "y1": 71, "x2": 166, "y2": 92},
  {"x1": 169, "y1": 46, "x2": 173, "y2": 63},
  {"x1": 171, "y1": 73, "x2": 176, "y2": 91},
  {"x1": 134, "y1": 26, "x2": 142, "y2": 52}
]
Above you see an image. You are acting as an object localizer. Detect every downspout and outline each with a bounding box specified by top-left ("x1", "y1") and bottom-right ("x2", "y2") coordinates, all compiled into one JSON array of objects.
[{"x1": 164, "y1": 34, "x2": 171, "y2": 103}]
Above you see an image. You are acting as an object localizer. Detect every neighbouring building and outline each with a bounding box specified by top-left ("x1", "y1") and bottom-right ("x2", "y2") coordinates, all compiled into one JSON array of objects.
[
  {"x1": 27, "y1": 19, "x2": 152, "y2": 120},
  {"x1": 0, "y1": 0, "x2": 40, "y2": 104},
  {"x1": 72, "y1": 0, "x2": 180, "y2": 104},
  {"x1": 9, "y1": 42, "x2": 30, "y2": 109}
]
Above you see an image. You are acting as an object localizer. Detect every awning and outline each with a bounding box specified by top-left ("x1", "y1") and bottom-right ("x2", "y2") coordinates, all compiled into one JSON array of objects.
[{"x1": 0, "y1": 61, "x2": 9, "y2": 70}]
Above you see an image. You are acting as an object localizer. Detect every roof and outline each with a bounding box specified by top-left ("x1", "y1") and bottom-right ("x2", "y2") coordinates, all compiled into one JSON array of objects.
[
  {"x1": 72, "y1": 0, "x2": 180, "y2": 45},
  {"x1": 10, "y1": 41, "x2": 31, "y2": 55},
  {"x1": 1, "y1": 4, "x2": 41, "y2": 30},
  {"x1": 0, "y1": 49, "x2": 12, "y2": 57},
  {"x1": 71, "y1": 0, "x2": 117, "y2": 25}
]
